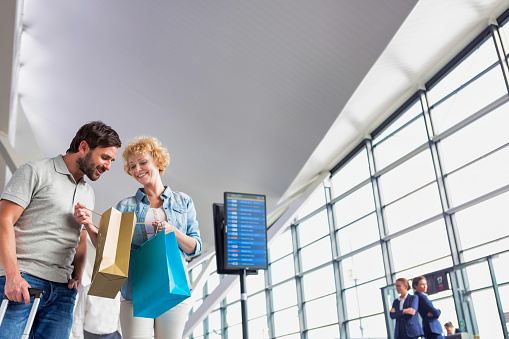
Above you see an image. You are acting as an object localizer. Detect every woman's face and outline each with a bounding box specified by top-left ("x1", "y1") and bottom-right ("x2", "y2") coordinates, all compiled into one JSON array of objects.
[
  {"x1": 395, "y1": 281, "x2": 408, "y2": 295},
  {"x1": 416, "y1": 278, "x2": 428, "y2": 293},
  {"x1": 128, "y1": 153, "x2": 160, "y2": 186}
]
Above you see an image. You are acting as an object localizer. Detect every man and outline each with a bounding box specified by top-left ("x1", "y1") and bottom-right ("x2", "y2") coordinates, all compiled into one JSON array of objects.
[
  {"x1": 444, "y1": 321, "x2": 459, "y2": 335},
  {"x1": 0, "y1": 121, "x2": 121, "y2": 338}
]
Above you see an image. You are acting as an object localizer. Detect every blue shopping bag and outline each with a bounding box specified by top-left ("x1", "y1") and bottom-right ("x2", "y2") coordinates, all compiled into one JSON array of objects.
[{"x1": 131, "y1": 231, "x2": 191, "y2": 318}]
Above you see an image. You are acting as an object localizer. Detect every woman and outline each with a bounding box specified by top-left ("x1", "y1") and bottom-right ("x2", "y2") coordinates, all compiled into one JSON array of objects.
[
  {"x1": 413, "y1": 276, "x2": 445, "y2": 339},
  {"x1": 390, "y1": 278, "x2": 424, "y2": 339},
  {"x1": 116, "y1": 136, "x2": 202, "y2": 339}
]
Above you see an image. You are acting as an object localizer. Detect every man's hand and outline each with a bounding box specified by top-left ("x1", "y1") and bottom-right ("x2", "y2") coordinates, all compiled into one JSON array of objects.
[
  {"x1": 5, "y1": 274, "x2": 31, "y2": 305},
  {"x1": 74, "y1": 203, "x2": 93, "y2": 227},
  {"x1": 74, "y1": 203, "x2": 98, "y2": 247},
  {"x1": 68, "y1": 277, "x2": 81, "y2": 291}
]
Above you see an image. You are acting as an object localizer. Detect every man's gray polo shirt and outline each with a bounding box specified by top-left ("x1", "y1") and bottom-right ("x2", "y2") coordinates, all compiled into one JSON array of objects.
[{"x1": 0, "y1": 155, "x2": 95, "y2": 283}]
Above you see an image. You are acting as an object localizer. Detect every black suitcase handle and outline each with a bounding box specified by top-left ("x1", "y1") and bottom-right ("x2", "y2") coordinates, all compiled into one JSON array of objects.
[{"x1": 2, "y1": 288, "x2": 45, "y2": 300}]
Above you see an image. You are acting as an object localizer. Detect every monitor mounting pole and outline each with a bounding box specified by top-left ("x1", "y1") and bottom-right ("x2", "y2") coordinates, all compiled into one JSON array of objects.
[{"x1": 240, "y1": 269, "x2": 249, "y2": 339}]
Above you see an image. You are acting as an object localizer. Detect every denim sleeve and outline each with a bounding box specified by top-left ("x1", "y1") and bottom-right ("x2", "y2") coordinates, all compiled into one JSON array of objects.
[{"x1": 185, "y1": 197, "x2": 202, "y2": 257}]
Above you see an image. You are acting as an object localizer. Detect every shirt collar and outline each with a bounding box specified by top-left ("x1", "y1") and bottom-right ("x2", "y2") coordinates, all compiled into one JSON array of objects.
[{"x1": 53, "y1": 154, "x2": 86, "y2": 185}]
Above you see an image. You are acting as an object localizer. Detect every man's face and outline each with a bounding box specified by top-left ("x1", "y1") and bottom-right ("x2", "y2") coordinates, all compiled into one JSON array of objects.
[{"x1": 77, "y1": 146, "x2": 118, "y2": 181}]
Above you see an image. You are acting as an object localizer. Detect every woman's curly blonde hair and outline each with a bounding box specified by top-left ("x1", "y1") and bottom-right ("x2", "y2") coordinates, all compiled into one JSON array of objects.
[{"x1": 122, "y1": 136, "x2": 170, "y2": 176}]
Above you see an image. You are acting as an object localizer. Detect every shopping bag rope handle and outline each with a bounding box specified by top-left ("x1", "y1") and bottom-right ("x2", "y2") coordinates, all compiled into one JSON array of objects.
[{"x1": 79, "y1": 206, "x2": 155, "y2": 229}]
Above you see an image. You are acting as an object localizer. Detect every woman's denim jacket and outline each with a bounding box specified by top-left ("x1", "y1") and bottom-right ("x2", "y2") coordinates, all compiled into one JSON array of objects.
[{"x1": 116, "y1": 186, "x2": 202, "y2": 301}]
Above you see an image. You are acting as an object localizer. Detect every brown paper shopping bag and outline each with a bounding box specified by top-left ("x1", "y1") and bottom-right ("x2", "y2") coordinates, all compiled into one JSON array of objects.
[{"x1": 88, "y1": 207, "x2": 136, "y2": 298}]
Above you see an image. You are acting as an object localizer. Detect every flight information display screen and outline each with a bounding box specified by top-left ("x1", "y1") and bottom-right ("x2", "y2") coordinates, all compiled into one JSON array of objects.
[{"x1": 224, "y1": 192, "x2": 268, "y2": 270}]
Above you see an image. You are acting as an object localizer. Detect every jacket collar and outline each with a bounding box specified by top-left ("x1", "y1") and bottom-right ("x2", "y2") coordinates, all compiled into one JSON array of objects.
[{"x1": 135, "y1": 186, "x2": 173, "y2": 204}]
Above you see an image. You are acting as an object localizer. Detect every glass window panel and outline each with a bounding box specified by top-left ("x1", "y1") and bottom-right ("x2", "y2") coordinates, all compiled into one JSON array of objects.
[
  {"x1": 302, "y1": 264, "x2": 336, "y2": 301},
  {"x1": 344, "y1": 278, "x2": 385, "y2": 319},
  {"x1": 192, "y1": 298, "x2": 203, "y2": 313},
  {"x1": 373, "y1": 117, "x2": 428, "y2": 171},
  {"x1": 337, "y1": 213, "x2": 379, "y2": 255},
  {"x1": 439, "y1": 102, "x2": 509, "y2": 173},
  {"x1": 347, "y1": 314, "x2": 387, "y2": 339},
  {"x1": 272, "y1": 279, "x2": 297, "y2": 311},
  {"x1": 273, "y1": 306, "x2": 300, "y2": 337},
  {"x1": 298, "y1": 210, "x2": 329, "y2": 248},
  {"x1": 341, "y1": 246, "x2": 385, "y2": 289},
  {"x1": 334, "y1": 183, "x2": 375, "y2": 228},
  {"x1": 396, "y1": 256, "x2": 453, "y2": 282},
  {"x1": 465, "y1": 262, "x2": 493, "y2": 290},
  {"x1": 193, "y1": 320, "x2": 204, "y2": 337},
  {"x1": 190, "y1": 263, "x2": 203, "y2": 283},
  {"x1": 208, "y1": 333, "x2": 221, "y2": 339},
  {"x1": 447, "y1": 145, "x2": 509, "y2": 207},
  {"x1": 391, "y1": 219, "x2": 450, "y2": 272},
  {"x1": 227, "y1": 324, "x2": 242, "y2": 338},
  {"x1": 226, "y1": 280, "x2": 240, "y2": 304},
  {"x1": 430, "y1": 65, "x2": 507, "y2": 134},
  {"x1": 493, "y1": 252, "x2": 509, "y2": 284},
  {"x1": 296, "y1": 184, "x2": 326, "y2": 220},
  {"x1": 373, "y1": 101, "x2": 422, "y2": 144},
  {"x1": 455, "y1": 191, "x2": 509, "y2": 255},
  {"x1": 248, "y1": 291, "x2": 267, "y2": 319},
  {"x1": 379, "y1": 150, "x2": 436, "y2": 204},
  {"x1": 307, "y1": 324, "x2": 340, "y2": 339},
  {"x1": 428, "y1": 37, "x2": 499, "y2": 105},
  {"x1": 384, "y1": 184, "x2": 442, "y2": 234},
  {"x1": 305, "y1": 294, "x2": 338, "y2": 329},
  {"x1": 471, "y1": 289, "x2": 505, "y2": 338},
  {"x1": 247, "y1": 269, "x2": 265, "y2": 294},
  {"x1": 300, "y1": 236, "x2": 332, "y2": 272},
  {"x1": 270, "y1": 254, "x2": 295, "y2": 285},
  {"x1": 331, "y1": 148, "x2": 370, "y2": 198},
  {"x1": 207, "y1": 309, "x2": 221, "y2": 334},
  {"x1": 226, "y1": 301, "x2": 242, "y2": 326},
  {"x1": 499, "y1": 284, "x2": 509, "y2": 315},
  {"x1": 462, "y1": 237, "x2": 509, "y2": 262},
  {"x1": 207, "y1": 272, "x2": 220, "y2": 293},
  {"x1": 269, "y1": 228, "x2": 293, "y2": 262},
  {"x1": 248, "y1": 316, "x2": 269, "y2": 339},
  {"x1": 193, "y1": 284, "x2": 204, "y2": 300}
]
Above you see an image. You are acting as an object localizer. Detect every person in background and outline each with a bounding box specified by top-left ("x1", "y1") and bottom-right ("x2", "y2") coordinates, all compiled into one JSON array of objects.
[
  {"x1": 115, "y1": 136, "x2": 201, "y2": 339},
  {"x1": 413, "y1": 276, "x2": 445, "y2": 339},
  {"x1": 71, "y1": 279, "x2": 122, "y2": 339},
  {"x1": 444, "y1": 321, "x2": 459, "y2": 335},
  {"x1": 0, "y1": 121, "x2": 121, "y2": 338},
  {"x1": 390, "y1": 277, "x2": 424, "y2": 339}
]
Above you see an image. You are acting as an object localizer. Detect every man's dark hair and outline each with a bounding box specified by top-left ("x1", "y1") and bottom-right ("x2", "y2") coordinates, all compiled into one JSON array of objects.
[{"x1": 67, "y1": 121, "x2": 121, "y2": 153}]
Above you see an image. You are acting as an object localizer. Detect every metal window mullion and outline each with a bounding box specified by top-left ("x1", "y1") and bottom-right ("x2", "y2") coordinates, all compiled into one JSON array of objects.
[
  {"x1": 491, "y1": 24, "x2": 509, "y2": 93},
  {"x1": 265, "y1": 252, "x2": 275, "y2": 339},
  {"x1": 220, "y1": 276, "x2": 228, "y2": 339},
  {"x1": 420, "y1": 90, "x2": 463, "y2": 265},
  {"x1": 291, "y1": 224, "x2": 306, "y2": 338},
  {"x1": 487, "y1": 256, "x2": 509, "y2": 339},
  {"x1": 325, "y1": 185, "x2": 349, "y2": 339},
  {"x1": 365, "y1": 138, "x2": 394, "y2": 285},
  {"x1": 420, "y1": 90, "x2": 479, "y2": 335}
]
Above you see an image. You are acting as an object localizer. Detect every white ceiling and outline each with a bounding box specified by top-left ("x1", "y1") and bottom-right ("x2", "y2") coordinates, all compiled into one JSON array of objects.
[{"x1": 3, "y1": 0, "x2": 509, "y2": 253}]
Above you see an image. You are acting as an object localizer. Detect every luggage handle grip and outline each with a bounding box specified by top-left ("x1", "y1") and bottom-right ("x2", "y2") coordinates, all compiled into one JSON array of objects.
[{"x1": 2, "y1": 288, "x2": 45, "y2": 300}]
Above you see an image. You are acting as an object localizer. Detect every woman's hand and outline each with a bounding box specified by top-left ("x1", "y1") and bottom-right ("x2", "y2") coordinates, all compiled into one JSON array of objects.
[
  {"x1": 403, "y1": 307, "x2": 416, "y2": 315},
  {"x1": 427, "y1": 312, "x2": 434, "y2": 317},
  {"x1": 390, "y1": 307, "x2": 396, "y2": 313},
  {"x1": 153, "y1": 220, "x2": 176, "y2": 234}
]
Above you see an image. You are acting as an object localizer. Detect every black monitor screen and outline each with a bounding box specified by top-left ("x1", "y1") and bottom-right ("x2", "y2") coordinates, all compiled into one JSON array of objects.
[{"x1": 224, "y1": 192, "x2": 268, "y2": 270}]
